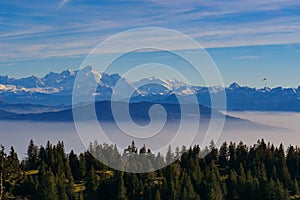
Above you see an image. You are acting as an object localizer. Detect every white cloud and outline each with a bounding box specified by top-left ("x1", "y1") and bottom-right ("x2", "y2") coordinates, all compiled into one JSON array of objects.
[
  {"x1": 58, "y1": 0, "x2": 69, "y2": 9},
  {"x1": 0, "y1": 26, "x2": 52, "y2": 39},
  {"x1": 1, "y1": 0, "x2": 300, "y2": 61},
  {"x1": 233, "y1": 56, "x2": 260, "y2": 60}
]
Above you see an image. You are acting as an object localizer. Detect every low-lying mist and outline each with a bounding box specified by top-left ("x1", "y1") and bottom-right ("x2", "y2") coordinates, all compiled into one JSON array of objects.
[{"x1": 0, "y1": 111, "x2": 299, "y2": 157}]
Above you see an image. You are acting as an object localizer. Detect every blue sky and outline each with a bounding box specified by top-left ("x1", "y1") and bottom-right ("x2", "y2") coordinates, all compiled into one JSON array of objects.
[{"x1": 0, "y1": 0, "x2": 300, "y2": 87}]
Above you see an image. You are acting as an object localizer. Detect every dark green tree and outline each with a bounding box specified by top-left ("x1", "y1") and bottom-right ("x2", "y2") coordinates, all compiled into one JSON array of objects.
[
  {"x1": 115, "y1": 172, "x2": 127, "y2": 200},
  {"x1": 34, "y1": 165, "x2": 58, "y2": 200},
  {"x1": 26, "y1": 140, "x2": 38, "y2": 170},
  {"x1": 86, "y1": 166, "x2": 97, "y2": 192}
]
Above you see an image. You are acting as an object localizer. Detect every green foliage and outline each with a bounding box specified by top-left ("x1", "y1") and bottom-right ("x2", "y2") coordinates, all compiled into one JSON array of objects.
[
  {"x1": 86, "y1": 166, "x2": 97, "y2": 192},
  {"x1": 26, "y1": 139, "x2": 38, "y2": 170},
  {"x1": 1, "y1": 139, "x2": 300, "y2": 199},
  {"x1": 33, "y1": 169, "x2": 58, "y2": 200}
]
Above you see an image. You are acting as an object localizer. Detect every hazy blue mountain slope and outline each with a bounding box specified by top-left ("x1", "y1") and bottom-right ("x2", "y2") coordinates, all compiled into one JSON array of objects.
[{"x1": 1, "y1": 68, "x2": 300, "y2": 111}]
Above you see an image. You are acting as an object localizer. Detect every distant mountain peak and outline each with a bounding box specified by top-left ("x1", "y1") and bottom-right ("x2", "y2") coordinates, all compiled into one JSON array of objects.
[
  {"x1": 258, "y1": 87, "x2": 271, "y2": 92},
  {"x1": 1, "y1": 68, "x2": 300, "y2": 111},
  {"x1": 61, "y1": 69, "x2": 75, "y2": 76},
  {"x1": 81, "y1": 65, "x2": 93, "y2": 72},
  {"x1": 228, "y1": 82, "x2": 240, "y2": 89}
]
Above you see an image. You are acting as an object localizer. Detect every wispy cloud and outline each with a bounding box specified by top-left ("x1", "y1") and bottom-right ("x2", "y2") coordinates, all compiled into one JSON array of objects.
[
  {"x1": 233, "y1": 55, "x2": 260, "y2": 60},
  {"x1": 0, "y1": 26, "x2": 52, "y2": 40},
  {"x1": 0, "y1": 0, "x2": 300, "y2": 62},
  {"x1": 58, "y1": 0, "x2": 69, "y2": 9}
]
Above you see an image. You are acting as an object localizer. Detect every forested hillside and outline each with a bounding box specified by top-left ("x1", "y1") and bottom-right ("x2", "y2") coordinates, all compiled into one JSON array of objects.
[{"x1": 0, "y1": 139, "x2": 300, "y2": 200}]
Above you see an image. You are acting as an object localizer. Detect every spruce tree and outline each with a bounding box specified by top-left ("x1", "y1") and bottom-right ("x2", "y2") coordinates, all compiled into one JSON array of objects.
[
  {"x1": 115, "y1": 172, "x2": 127, "y2": 200},
  {"x1": 218, "y1": 142, "x2": 228, "y2": 169},
  {"x1": 86, "y1": 166, "x2": 97, "y2": 192},
  {"x1": 179, "y1": 171, "x2": 200, "y2": 200},
  {"x1": 26, "y1": 140, "x2": 38, "y2": 170},
  {"x1": 34, "y1": 168, "x2": 58, "y2": 200},
  {"x1": 154, "y1": 189, "x2": 161, "y2": 200},
  {"x1": 68, "y1": 150, "x2": 81, "y2": 181},
  {"x1": 56, "y1": 176, "x2": 69, "y2": 200}
]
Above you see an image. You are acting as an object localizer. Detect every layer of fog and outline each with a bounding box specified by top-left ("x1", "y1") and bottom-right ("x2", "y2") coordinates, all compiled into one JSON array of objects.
[
  {"x1": 0, "y1": 112, "x2": 299, "y2": 157},
  {"x1": 224, "y1": 111, "x2": 300, "y2": 147}
]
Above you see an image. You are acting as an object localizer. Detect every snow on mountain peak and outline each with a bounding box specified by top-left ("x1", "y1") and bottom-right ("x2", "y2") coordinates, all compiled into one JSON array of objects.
[
  {"x1": 228, "y1": 82, "x2": 240, "y2": 89},
  {"x1": 1, "y1": 67, "x2": 300, "y2": 107},
  {"x1": 0, "y1": 84, "x2": 10, "y2": 90}
]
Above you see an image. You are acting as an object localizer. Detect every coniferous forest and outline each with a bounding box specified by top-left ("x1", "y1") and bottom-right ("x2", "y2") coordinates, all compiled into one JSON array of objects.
[{"x1": 1, "y1": 139, "x2": 300, "y2": 200}]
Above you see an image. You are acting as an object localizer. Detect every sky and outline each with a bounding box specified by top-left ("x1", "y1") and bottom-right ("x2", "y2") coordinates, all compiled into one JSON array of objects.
[{"x1": 0, "y1": 0, "x2": 300, "y2": 87}]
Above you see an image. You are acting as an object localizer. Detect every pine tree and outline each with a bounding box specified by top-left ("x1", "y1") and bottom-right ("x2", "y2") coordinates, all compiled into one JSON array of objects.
[
  {"x1": 79, "y1": 153, "x2": 86, "y2": 179},
  {"x1": 179, "y1": 171, "x2": 200, "y2": 200},
  {"x1": 154, "y1": 189, "x2": 161, "y2": 200},
  {"x1": 237, "y1": 163, "x2": 246, "y2": 197},
  {"x1": 56, "y1": 176, "x2": 69, "y2": 200},
  {"x1": 69, "y1": 150, "x2": 83, "y2": 181},
  {"x1": 219, "y1": 142, "x2": 228, "y2": 169},
  {"x1": 0, "y1": 146, "x2": 22, "y2": 200},
  {"x1": 34, "y1": 167, "x2": 58, "y2": 200},
  {"x1": 243, "y1": 170, "x2": 255, "y2": 199},
  {"x1": 86, "y1": 166, "x2": 97, "y2": 192},
  {"x1": 292, "y1": 178, "x2": 299, "y2": 195},
  {"x1": 166, "y1": 145, "x2": 174, "y2": 165},
  {"x1": 275, "y1": 144, "x2": 292, "y2": 188},
  {"x1": 175, "y1": 146, "x2": 181, "y2": 160},
  {"x1": 17, "y1": 175, "x2": 35, "y2": 197},
  {"x1": 228, "y1": 142, "x2": 237, "y2": 170},
  {"x1": 115, "y1": 172, "x2": 127, "y2": 200},
  {"x1": 275, "y1": 180, "x2": 289, "y2": 200},
  {"x1": 226, "y1": 169, "x2": 238, "y2": 200},
  {"x1": 124, "y1": 173, "x2": 140, "y2": 199},
  {"x1": 161, "y1": 174, "x2": 177, "y2": 200},
  {"x1": 26, "y1": 139, "x2": 38, "y2": 170},
  {"x1": 204, "y1": 161, "x2": 224, "y2": 200}
]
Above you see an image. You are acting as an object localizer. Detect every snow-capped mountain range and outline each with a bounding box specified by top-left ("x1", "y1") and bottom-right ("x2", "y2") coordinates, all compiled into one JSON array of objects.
[{"x1": 1, "y1": 66, "x2": 300, "y2": 111}]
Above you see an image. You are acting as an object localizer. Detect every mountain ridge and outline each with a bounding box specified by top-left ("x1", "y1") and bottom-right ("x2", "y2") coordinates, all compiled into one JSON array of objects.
[
  {"x1": 1, "y1": 67, "x2": 300, "y2": 111},
  {"x1": 0, "y1": 101, "x2": 219, "y2": 121},
  {"x1": 0, "y1": 101, "x2": 287, "y2": 133}
]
